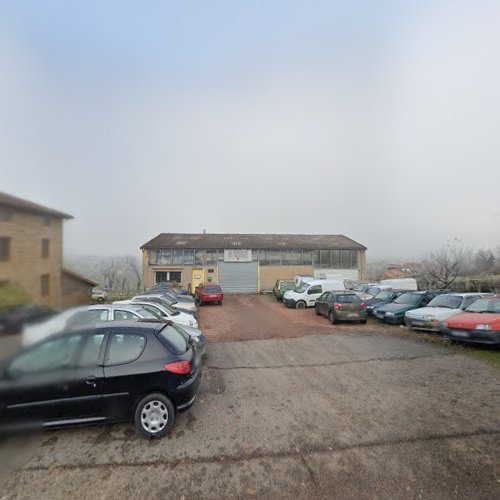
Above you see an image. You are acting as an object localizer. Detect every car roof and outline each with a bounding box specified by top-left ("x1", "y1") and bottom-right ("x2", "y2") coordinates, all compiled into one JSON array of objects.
[{"x1": 88, "y1": 303, "x2": 148, "y2": 311}]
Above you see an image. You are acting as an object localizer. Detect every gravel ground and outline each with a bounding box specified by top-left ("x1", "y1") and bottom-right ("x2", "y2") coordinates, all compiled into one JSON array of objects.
[{"x1": 1, "y1": 295, "x2": 499, "y2": 499}]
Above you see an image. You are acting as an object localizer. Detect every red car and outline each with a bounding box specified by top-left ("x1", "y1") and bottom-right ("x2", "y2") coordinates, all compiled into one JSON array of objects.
[
  {"x1": 441, "y1": 297, "x2": 500, "y2": 346},
  {"x1": 195, "y1": 283, "x2": 224, "y2": 306}
]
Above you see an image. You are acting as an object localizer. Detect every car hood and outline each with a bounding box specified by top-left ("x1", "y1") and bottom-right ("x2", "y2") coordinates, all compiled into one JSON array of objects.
[
  {"x1": 365, "y1": 298, "x2": 389, "y2": 307},
  {"x1": 377, "y1": 303, "x2": 418, "y2": 314},
  {"x1": 445, "y1": 312, "x2": 500, "y2": 329},
  {"x1": 406, "y1": 306, "x2": 461, "y2": 320}
]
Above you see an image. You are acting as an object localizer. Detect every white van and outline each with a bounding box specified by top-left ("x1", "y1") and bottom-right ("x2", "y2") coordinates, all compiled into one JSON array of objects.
[
  {"x1": 379, "y1": 278, "x2": 418, "y2": 290},
  {"x1": 294, "y1": 275, "x2": 314, "y2": 287},
  {"x1": 283, "y1": 279, "x2": 345, "y2": 309}
]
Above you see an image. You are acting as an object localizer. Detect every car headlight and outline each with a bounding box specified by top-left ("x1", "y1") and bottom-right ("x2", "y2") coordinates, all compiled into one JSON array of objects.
[
  {"x1": 422, "y1": 315, "x2": 432, "y2": 321},
  {"x1": 189, "y1": 320, "x2": 194, "y2": 326},
  {"x1": 386, "y1": 312, "x2": 394, "y2": 316},
  {"x1": 475, "y1": 324, "x2": 492, "y2": 331}
]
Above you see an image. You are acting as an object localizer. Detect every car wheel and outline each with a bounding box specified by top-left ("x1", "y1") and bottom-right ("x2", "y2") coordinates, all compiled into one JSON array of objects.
[
  {"x1": 329, "y1": 311, "x2": 337, "y2": 324},
  {"x1": 360, "y1": 319, "x2": 367, "y2": 324},
  {"x1": 295, "y1": 301, "x2": 306, "y2": 310},
  {"x1": 219, "y1": 300, "x2": 223, "y2": 306},
  {"x1": 134, "y1": 393, "x2": 175, "y2": 439}
]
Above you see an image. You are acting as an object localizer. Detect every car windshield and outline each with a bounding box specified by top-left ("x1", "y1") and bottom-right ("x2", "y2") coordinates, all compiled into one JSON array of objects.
[
  {"x1": 465, "y1": 298, "x2": 500, "y2": 313},
  {"x1": 427, "y1": 295, "x2": 462, "y2": 309},
  {"x1": 295, "y1": 282, "x2": 309, "y2": 293},
  {"x1": 205, "y1": 285, "x2": 221, "y2": 293},
  {"x1": 374, "y1": 291, "x2": 393, "y2": 301},
  {"x1": 335, "y1": 294, "x2": 361, "y2": 304},
  {"x1": 395, "y1": 293, "x2": 422, "y2": 305},
  {"x1": 282, "y1": 282, "x2": 295, "y2": 290},
  {"x1": 367, "y1": 287, "x2": 381, "y2": 296},
  {"x1": 141, "y1": 304, "x2": 165, "y2": 318}
]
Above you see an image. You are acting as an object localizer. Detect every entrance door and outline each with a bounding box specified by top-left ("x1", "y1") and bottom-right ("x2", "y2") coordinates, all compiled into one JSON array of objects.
[{"x1": 192, "y1": 269, "x2": 205, "y2": 293}]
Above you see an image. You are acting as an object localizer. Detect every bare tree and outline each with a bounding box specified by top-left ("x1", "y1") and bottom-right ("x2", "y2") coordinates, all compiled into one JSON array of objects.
[
  {"x1": 365, "y1": 260, "x2": 388, "y2": 282},
  {"x1": 419, "y1": 240, "x2": 472, "y2": 289},
  {"x1": 473, "y1": 249, "x2": 496, "y2": 274},
  {"x1": 99, "y1": 256, "x2": 123, "y2": 290},
  {"x1": 123, "y1": 255, "x2": 142, "y2": 291}
]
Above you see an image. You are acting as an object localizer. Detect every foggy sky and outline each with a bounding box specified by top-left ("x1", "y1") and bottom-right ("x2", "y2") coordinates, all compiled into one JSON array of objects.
[{"x1": 1, "y1": 0, "x2": 499, "y2": 261}]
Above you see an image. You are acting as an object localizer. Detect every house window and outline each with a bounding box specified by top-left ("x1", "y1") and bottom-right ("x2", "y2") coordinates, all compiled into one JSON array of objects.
[
  {"x1": 155, "y1": 272, "x2": 168, "y2": 283},
  {"x1": 155, "y1": 271, "x2": 182, "y2": 284},
  {"x1": 41, "y1": 274, "x2": 50, "y2": 296},
  {"x1": 303, "y1": 250, "x2": 312, "y2": 266},
  {"x1": 320, "y1": 250, "x2": 331, "y2": 268},
  {"x1": 42, "y1": 216, "x2": 51, "y2": 226},
  {"x1": 0, "y1": 237, "x2": 11, "y2": 261},
  {"x1": 41, "y1": 238, "x2": 50, "y2": 258},
  {"x1": 205, "y1": 250, "x2": 217, "y2": 265},
  {"x1": 0, "y1": 209, "x2": 12, "y2": 221},
  {"x1": 195, "y1": 250, "x2": 205, "y2": 266},
  {"x1": 172, "y1": 250, "x2": 183, "y2": 265}
]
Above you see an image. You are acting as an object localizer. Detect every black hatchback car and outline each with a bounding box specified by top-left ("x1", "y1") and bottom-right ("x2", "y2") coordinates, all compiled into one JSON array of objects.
[{"x1": 0, "y1": 321, "x2": 202, "y2": 438}]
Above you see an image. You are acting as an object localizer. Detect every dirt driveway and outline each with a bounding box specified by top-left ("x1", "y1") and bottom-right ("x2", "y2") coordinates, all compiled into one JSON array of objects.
[
  {"x1": 198, "y1": 293, "x2": 391, "y2": 343},
  {"x1": 1, "y1": 295, "x2": 500, "y2": 499}
]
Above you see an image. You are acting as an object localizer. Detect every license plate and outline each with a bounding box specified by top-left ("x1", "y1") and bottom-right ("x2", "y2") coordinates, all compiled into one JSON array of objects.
[
  {"x1": 452, "y1": 330, "x2": 469, "y2": 337},
  {"x1": 209, "y1": 294, "x2": 217, "y2": 298},
  {"x1": 412, "y1": 321, "x2": 425, "y2": 326},
  {"x1": 347, "y1": 313, "x2": 358, "y2": 317}
]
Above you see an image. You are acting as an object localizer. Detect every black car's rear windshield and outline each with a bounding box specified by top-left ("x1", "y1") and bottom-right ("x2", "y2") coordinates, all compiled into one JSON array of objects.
[
  {"x1": 157, "y1": 324, "x2": 191, "y2": 355},
  {"x1": 204, "y1": 285, "x2": 221, "y2": 293},
  {"x1": 395, "y1": 293, "x2": 422, "y2": 305},
  {"x1": 335, "y1": 294, "x2": 361, "y2": 303}
]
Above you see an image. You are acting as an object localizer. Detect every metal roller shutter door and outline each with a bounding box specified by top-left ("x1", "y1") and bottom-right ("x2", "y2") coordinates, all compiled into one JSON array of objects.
[{"x1": 218, "y1": 261, "x2": 258, "y2": 293}]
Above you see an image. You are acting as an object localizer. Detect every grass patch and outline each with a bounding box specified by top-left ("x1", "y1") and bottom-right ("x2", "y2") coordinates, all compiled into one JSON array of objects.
[{"x1": 464, "y1": 347, "x2": 500, "y2": 367}]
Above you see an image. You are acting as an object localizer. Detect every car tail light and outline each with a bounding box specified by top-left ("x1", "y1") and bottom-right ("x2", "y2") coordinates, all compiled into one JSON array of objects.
[
  {"x1": 164, "y1": 361, "x2": 191, "y2": 374},
  {"x1": 333, "y1": 303, "x2": 343, "y2": 310},
  {"x1": 360, "y1": 303, "x2": 366, "y2": 308}
]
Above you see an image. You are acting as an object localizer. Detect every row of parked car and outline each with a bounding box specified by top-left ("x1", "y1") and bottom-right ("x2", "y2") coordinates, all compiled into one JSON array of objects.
[
  {"x1": 0, "y1": 281, "x2": 227, "y2": 440},
  {"x1": 273, "y1": 276, "x2": 500, "y2": 347}
]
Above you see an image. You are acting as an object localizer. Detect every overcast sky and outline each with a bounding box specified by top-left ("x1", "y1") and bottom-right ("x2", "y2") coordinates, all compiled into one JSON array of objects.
[{"x1": 1, "y1": 0, "x2": 499, "y2": 261}]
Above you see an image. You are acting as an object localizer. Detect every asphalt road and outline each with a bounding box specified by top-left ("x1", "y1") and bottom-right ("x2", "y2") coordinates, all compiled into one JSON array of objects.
[{"x1": 1, "y1": 297, "x2": 499, "y2": 499}]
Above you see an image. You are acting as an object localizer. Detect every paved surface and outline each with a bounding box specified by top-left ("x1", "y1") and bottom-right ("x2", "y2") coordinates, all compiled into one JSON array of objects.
[{"x1": 1, "y1": 295, "x2": 500, "y2": 499}]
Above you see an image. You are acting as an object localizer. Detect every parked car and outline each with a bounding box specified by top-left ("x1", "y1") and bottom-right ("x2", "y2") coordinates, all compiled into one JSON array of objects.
[
  {"x1": 352, "y1": 283, "x2": 378, "y2": 297},
  {"x1": 294, "y1": 275, "x2": 315, "y2": 287},
  {"x1": 365, "y1": 290, "x2": 408, "y2": 316},
  {"x1": 441, "y1": 297, "x2": 500, "y2": 346},
  {"x1": 273, "y1": 280, "x2": 296, "y2": 301},
  {"x1": 358, "y1": 284, "x2": 393, "y2": 301},
  {"x1": 0, "y1": 304, "x2": 55, "y2": 335},
  {"x1": 374, "y1": 291, "x2": 447, "y2": 324},
  {"x1": 405, "y1": 293, "x2": 489, "y2": 332},
  {"x1": 0, "y1": 321, "x2": 202, "y2": 438},
  {"x1": 91, "y1": 288, "x2": 107, "y2": 303},
  {"x1": 195, "y1": 283, "x2": 224, "y2": 305},
  {"x1": 315, "y1": 292, "x2": 367, "y2": 324},
  {"x1": 115, "y1": 299, "x2": 198, "y2": 328},
  {"x1": 283, "y1": 279, "x2": 345, "y2": 309},
  {"x1": 134, "y1": 293, "x2": 197, "y2": 314},
  {"x1": 146, "y1": 286, "x2": 196, "y2": 304},
  {"x1": 22, "y1": 303, "x2": 159, "y2": 346}
]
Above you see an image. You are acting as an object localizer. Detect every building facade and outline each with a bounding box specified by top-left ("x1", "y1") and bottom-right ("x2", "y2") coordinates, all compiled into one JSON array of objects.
[
  {"x1": 141, "y1": 233, "x2": 367, "y2": 293},
  {"x1": 62, "y1": 268, "x2": 98, "y2": 308},
  {"x1": 0, "y1": 192, "x2": 73, "y2": 308}
]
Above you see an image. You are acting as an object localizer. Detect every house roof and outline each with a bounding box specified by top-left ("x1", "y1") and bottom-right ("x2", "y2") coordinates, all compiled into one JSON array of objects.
[
  {"x1": 0, "y1": 191, "x2": 73, "y2": 219},
  {"x1": 63, "y1": 269, "x2": 98, "y2": 286},
  {"x1": 141, "y1": 233, "x2": 367, "y2": 251}
]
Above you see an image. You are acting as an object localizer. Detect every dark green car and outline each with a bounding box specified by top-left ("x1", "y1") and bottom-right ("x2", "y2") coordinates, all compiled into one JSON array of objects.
[
  {"x1": 273, "y1": 280, "x2": 296, "y2": 301},
  {"x1": 373, "y1": 291, "x2": 446, "y2": 324}
]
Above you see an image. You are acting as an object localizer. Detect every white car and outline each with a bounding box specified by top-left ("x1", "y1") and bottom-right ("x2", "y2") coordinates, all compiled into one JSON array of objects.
[
  {"x1": 133, "y1": 293, "x2": 197, "y2": 314},
  {"x1": 404, "y1": 293, "x2": 490, "y2": 331},
  {"x1": 114, "y1": 299, "x2": 198, "y2": 329}
]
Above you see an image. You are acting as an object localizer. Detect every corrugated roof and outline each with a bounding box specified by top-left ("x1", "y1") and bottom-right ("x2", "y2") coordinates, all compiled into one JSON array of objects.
[
  {"x1": 0, "y1": 191, "x2": 73, "y2": 219},
  {"x1": 141, "y1": 233, "x2": 366, "y2": 251}
]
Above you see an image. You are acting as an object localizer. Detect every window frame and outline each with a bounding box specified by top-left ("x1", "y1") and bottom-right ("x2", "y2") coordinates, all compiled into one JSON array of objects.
[
  {"x1": 41, "y1": 274, "x2": 50, "y2": 296},
  {"x1": 104, "y1": 332, "x2": 147, "y2": 367},
  {"x1": 41, "y1": 238, "x2": 50, "y2": 259},
  {"x1": 0, "y1": 237, "x2": 11, "y2": 262}
]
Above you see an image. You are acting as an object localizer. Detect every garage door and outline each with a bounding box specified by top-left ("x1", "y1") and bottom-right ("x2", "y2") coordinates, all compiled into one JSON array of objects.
[{"x1": 218, "y1": 261, "x2": 258, "y2": 293}]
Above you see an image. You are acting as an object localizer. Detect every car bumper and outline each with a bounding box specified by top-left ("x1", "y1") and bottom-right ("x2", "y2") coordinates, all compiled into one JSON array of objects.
[
  {"x1": 171, "y1": 370, "x2": 202, "y2": 411},
  {"x1": 283, "y1": 298, "x2": 296, "y2": 308},
  {"x1": 375, "y1": 312, "x2": 403, "y2": 324},
  {"x1": 334, "y1": 311, "x2": 367, "y2": 321},
  {"x1": 443, "y1": 328, "x2": 500, "y2": 345},
  {"x1": 404, "y1": 317, "x2": 441, "y2": 332},
  {"x1": 199, "y1": 297, "x2": 222, "y2": 303}
]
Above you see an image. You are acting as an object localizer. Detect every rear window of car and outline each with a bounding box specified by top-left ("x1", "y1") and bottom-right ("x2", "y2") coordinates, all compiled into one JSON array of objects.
[
  {"x1": 105, "y1": 333, "x2": 146, "y2": 365},
  {"x1": 157, "y1": 324, "x2": 190, "y2": 355},
  {"x1": 336, "y1": 294, "x2": 361, "y2": 304},
  {"x1": 395, "y1": 293, "x2": 422, "y2": 305},
  {"x1": 204, "y1": 285, "x2": 221, "y2": 293}
]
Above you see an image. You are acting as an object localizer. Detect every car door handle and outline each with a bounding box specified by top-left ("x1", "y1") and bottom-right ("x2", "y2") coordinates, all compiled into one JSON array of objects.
[{"x1": 85, "y1": 376, "x2": 97, "y2": 387}]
